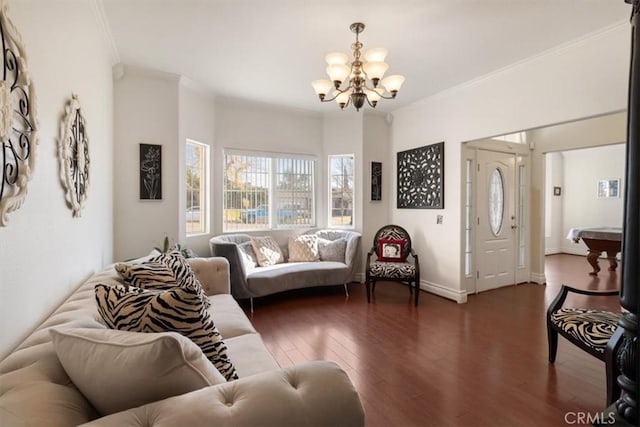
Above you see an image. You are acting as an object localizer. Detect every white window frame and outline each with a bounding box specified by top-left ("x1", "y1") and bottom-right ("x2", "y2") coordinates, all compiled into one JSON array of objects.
[
  {"x1": 222, "y1": 149, "x2": 317, "y2": 232},
  {"x1": 328, "y1": 154, "x2": 355, "y2": 229},
  {"x1": 185, "y1": 139, "x2": 209, "y2": 236}
]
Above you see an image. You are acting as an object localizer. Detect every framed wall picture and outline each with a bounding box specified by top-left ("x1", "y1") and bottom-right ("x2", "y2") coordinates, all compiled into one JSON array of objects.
[
  {"x1": 397, "y1": 142, "x2": 444, "y2": 209},
  {"x1": 139, "y1": 143, "x2": 162, "y2": 200},
  {"x1": 371, "y1": 161, "x2": 382, "y2": 201},
  {"x1": 597, "y1": 178, "x2": 620, "y2": 198}
]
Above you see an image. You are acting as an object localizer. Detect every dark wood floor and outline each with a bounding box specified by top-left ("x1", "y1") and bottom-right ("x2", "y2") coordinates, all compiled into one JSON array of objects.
[{"x1": 244, "y1": 254, "x2": 621, "y2": 426}]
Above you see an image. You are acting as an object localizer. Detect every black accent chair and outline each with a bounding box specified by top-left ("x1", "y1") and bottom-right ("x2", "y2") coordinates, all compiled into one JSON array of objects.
[
  {"x1": 365, "y1": 224, "x2": 420, "y2": 306},
  {"x1": 546, "y1": 284, "x2": 624, "y2": 406}
]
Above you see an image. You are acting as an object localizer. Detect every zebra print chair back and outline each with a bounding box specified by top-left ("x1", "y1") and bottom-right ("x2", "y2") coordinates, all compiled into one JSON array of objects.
[{"x1": 373, "y1": 224, "x2": 412, "y2": 260}]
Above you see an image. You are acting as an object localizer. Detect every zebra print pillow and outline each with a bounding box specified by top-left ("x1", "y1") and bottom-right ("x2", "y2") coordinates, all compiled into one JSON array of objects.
[
  {"x1": 114, "y1": 261, "x2": 176, "y2": 288},
  {"x1": 115, "y1": 251, "x2": 210, "y2": 309},
  {"x1": 151, "y1": 250, "x2": 211, "y2": 309},
  {"x1": 94, "y1": 283, "x2": 238, "y2": 381}
]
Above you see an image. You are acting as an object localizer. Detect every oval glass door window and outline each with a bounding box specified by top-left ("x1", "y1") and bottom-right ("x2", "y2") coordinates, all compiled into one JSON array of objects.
[{"x1": 489, "y1": 168, "x2": 504, "y2": 236}]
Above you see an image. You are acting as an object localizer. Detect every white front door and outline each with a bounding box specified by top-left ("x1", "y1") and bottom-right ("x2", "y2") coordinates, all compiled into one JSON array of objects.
[{"x1": 476, "y1": 149, "x2": 518, "y2": 292}]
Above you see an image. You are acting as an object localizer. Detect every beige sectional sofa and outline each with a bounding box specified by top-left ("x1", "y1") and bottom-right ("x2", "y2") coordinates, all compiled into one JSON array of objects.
[
  {"x1": 0, "y1": 255, "x2": 364, "y2": 426},
  {"x1": 210, "y1": 228, "x2": 361, "y2": 310}
]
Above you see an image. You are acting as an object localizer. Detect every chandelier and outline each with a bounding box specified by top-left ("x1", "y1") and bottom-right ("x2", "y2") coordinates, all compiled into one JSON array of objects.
[{"x1": 311, "y1": 22, "x2": 405, "y2": 111}]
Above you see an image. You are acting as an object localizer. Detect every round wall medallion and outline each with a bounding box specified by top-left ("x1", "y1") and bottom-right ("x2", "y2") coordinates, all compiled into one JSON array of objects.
[
  {"x1": 59, "y1": 94, "x2": 90, "y2": 217},
  {"x1": 0, "y1": 4, "x2": 39, "y2": 226}
]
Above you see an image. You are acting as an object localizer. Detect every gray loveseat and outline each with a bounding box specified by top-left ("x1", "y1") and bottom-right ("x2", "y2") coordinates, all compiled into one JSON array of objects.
[{"x1": 210, "y1": 229, "x2": 361, "y2": 309}]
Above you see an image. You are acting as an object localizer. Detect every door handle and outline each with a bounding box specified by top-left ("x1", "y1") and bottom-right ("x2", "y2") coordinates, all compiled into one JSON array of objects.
[{"x1": 511, "y1": 225, "x2": 518, "y2": 229}]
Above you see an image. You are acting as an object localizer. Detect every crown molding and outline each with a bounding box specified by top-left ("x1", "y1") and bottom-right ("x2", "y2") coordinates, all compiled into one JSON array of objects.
[
  {"x1": 112, "y1": 63, "x2": 181, "y2": 82},
  {"x1": 89, "y1": 0, "x2": 120, "y2": 65}
]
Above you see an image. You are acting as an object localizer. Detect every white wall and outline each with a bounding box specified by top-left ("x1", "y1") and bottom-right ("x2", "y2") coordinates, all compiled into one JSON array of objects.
[
  {"x1": 321, "y1": 112, "x2": 365, "y2": 273},
  {"x1": 560, "y1": 144, "x2": 625, "y2": 255},
  {"x1": 113, "y1": 67, "x2": 179, "y2": 261},
  {"x1": 322, "y1": 111, "x2": 364, "y2": 228},
  {"x1": 534, "y1": 112, "x2": 626, "y2": 261},
  {"x1": 362, "y1": 114, "x2": 391, "y2": 269},
  {"x1": 114, "y1": 87, "x2": 325, "y2": 259},
  {"x1": 213, "y1": 97, "x2": 324, "y2": 236},
  {"x1": 390, "y1": 24, "x2": 629, "y2": 302},
  {"x1": 0, "y1": 0, "x2": 114, "y2": 358},
  {"x1": 545, "y1": 152, "x2": 564, "y2": 254},
  {"x1": 179, "y1": 82, "x2": 216, "y2": 256}
]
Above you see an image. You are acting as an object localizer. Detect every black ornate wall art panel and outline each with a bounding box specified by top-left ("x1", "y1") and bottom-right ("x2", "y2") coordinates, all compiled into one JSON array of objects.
[
  {"x1": 139, "y1": 143, "x2": 162, "y2": 200},
  {"x1": 397, "y1": 142, "x2": 444, "y2": 209},
  {"x1": 371, "y1": 161, "x2": 382, "y2": 201},
  {"x1": 0, "y1": 5, "x2": 38, "y2": 226}
]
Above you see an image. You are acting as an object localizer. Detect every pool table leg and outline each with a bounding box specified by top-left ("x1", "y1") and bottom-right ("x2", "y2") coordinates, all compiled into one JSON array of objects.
[
  {"x1": 587, "y1": 250, "x2": 602, "y2": 276},
  {"x1": 606, "y1": 252, "x2": 618, "y2": 271}
]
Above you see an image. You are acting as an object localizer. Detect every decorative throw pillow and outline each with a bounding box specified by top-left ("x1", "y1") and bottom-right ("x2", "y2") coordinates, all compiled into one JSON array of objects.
[
  {"x1": 288, "y1": 235, "x2": 320, "y2": 262},
  {"x1": 378, "y1": 238, "x2": 406, "y2": 262},
  {"x1": 318, "y1": 238, "x2": 347, "y2": 263},
  {"x1": 250, "y1": 236, "x2": 284, "y2": 266},
  {"x1": 238, "y1": 241, "x2": 258, "y2": 269},
  {"x1": 152, "y1": 250, "x2": 211, "y2": 309},
  {"x1": 94, "y1": 283, "x2": 238, "y2": 381},
  {"x1": 50, "y1": 328, "x2": 225, "y2": 416},
  {"x1": 114, "y1": 261, "x2": 176, "y2": 288}
]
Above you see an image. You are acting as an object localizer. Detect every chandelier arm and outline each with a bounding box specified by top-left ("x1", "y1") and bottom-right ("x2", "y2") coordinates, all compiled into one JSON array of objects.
[
  {"x1": 336, "y1": 92, "x2": 353, "y2": 110},
  {"x1": 377, "y1": 92, "x2": 396, "y2": 100},
  {"x1": 319, "y1": 84, "x2": 353, "y2": 103},
  {"x1": 364, "y1": 96, "x2": 376, "y2": 108},
  {"x1": 361, "y1": 81, "x2": 396, "y2": 100}
]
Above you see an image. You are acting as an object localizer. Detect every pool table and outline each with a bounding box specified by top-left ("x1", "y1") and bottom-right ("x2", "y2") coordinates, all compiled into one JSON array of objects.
[{"x1": 566, "y1": 227, "x2": 622, "y2": 275}]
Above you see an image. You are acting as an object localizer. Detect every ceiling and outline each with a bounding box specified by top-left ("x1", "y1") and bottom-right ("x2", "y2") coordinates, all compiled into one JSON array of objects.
[{"x1": 101, "y1": 0, "x2": 630, "y2": 113}]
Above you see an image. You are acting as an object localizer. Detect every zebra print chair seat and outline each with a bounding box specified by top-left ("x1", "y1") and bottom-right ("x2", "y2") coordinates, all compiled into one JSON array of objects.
[
  {"x1": 550, "y1": 308, "x2": 621, "y2": 354},
  {"x1": 368, "y1": 261, "x2": 416, "y2": 279},
  {"x1": 365, "y1": 224, "x2": 420, "y2": 305},
  {"x1": 546, "y1": 284, "x2": 623, "y2": 406}
]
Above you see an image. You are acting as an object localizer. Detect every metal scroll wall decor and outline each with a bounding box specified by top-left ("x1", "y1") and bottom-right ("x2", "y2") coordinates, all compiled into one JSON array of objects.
[
  {"x1": 397, "y1": 142, "x2": 444, "y2": 209},
  {"x1": 59, "y1": 94, "x2": 90, "y2": 217},
  {"x1": 0, "y1": 3, "x2": 38, "y2": 226}
]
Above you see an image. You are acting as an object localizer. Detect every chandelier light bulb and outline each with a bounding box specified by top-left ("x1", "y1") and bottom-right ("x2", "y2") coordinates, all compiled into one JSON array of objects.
[
  {"x1": 326, "y1": 63, "x2": 351, "y2": 85},
  {"x1": 362, "y1": 61, "x2": 389, "y2": 81},
  {"x1": 364, "y1": 47, "x2": 388, "y2": 62},
  {"x1": 335, "y1": 91, "x2": 351, "y2": 109},
  {"x1": 364, "y1": 88, "x2": 382, "y2": 103},
  {"x1": 381, "y1": 74, "x2": 405, "y2": 95},
  {"x1": 311, "y1": 80, "x2": 334, "y2": 99},
  {"x1": 325, "y1": 52, "x2": 349, "y2": 65}
]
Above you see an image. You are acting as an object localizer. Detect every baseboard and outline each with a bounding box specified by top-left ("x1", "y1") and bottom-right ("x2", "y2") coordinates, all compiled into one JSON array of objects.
[
  {"x1": 545, "y1": 247, "x2": 561, "y2": 255},
  {"x1": 560, "y1": 246, "x2": 587, "y2": 256},
  {"x1": 419, "y1": 280, "x2": 468, "y2": 304},
  {"x1": 356, "y1": 275, "x2": 467, "y2": 303},
  {"x1": 530, "y1": 271, "x2": 546, "y2": 284}
]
